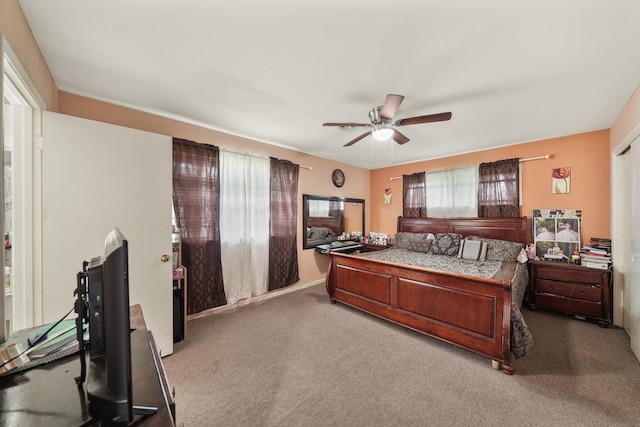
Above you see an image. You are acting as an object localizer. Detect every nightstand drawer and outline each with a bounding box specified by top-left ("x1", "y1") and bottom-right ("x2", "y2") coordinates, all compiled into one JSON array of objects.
[
  {"x1": 535, "y1": 294, "x2": 602, "y2": 318},
  {"x1": 536, "y1": 267, "x2": 602, "y2": 284},
  {"x1": 536, "y1": 279, "x2": 601, "y2": 302}
]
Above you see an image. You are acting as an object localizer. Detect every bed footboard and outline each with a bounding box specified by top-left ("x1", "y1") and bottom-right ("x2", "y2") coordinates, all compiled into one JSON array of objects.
[{"x1": 326, "y1": 253, "x2": 514, "y2": 374}]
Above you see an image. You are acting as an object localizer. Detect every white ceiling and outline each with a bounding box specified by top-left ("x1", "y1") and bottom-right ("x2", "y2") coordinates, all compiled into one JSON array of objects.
[{"x1": 18, "y1": 0, "x2": 640, "y2": 170}]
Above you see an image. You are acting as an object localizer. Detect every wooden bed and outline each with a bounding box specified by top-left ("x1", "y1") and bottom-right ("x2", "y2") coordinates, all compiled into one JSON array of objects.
[{"x1": 325, "y1": 216, "x2": 528, "y2": 374}]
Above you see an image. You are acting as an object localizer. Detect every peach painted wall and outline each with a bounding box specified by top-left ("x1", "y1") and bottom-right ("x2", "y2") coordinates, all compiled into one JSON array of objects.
[
  {"x1": 58, "y1": 92, "x2": 371, "y2": 286},
  {"x1": 0, "y1": 0, "x2": 58, "y2": 109},
  {"x1": 370, "y1": 130, "x2": 611, "y2": 245}
]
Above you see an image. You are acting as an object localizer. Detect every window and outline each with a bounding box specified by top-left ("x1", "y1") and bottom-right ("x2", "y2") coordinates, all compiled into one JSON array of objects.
[{"x1": 426, "y1": 166, "x2": 478, "y2": 218}]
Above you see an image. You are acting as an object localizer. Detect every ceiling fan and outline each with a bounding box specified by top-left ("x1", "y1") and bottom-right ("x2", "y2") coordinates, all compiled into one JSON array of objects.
[{"x1": 323, "y1": 94, "x2": 452, "y2": 147}]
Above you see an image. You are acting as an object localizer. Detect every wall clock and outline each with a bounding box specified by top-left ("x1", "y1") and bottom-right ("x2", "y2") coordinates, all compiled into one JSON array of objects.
[{"x1": 332, "y1": 169, "x2": 345, "y2": 187}]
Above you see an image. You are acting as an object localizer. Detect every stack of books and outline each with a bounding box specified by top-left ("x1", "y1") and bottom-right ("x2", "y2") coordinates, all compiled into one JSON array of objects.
[
  {"x1": 588, "y1": 237, "x2": 612, "y2": 252},
  {"x1": 580, "y1": 237, "x2": 612, "y2": 269}
]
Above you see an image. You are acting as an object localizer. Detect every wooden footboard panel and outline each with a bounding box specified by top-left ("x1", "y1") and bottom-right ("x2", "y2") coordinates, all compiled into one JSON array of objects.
[{"x1": 327, "y1": 253, "x2": 513, "y2": 371}]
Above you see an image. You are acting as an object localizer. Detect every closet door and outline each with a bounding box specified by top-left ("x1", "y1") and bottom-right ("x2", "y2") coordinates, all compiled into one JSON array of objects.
[
  {"x1": 42, "y1": 112, "x2": 174, "y2": 355},
  {"x1": 629, "y1": 141, "x2": 640, "y2": 357}
]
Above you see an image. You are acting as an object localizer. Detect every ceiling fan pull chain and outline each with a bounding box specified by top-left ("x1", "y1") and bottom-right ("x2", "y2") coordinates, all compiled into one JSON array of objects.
[
  {"x1": 391, "y1": 139, "x2": 394, "y2": 164},
  {"x1": 371, "y1": 135, "x2": 374, "y2": 163}
]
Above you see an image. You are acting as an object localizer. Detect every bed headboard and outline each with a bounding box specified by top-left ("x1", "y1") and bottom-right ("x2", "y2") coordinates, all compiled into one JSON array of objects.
[
  {"x1": 307, "y1": 216, "x2": 344, "y2": 235},
  {"x1": 397, "y1": 217, "x2": 528, "y2": 244}
]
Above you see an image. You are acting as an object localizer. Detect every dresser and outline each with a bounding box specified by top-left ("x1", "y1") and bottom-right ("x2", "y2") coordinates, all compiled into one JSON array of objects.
[{"x1": 527, "y1": 260, "x2": 612, "y2": 327}]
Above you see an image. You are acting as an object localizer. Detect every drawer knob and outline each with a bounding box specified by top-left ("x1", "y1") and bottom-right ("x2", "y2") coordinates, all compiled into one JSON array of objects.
[
  {"x1": 581, "y1": 276, "x2": 587, "y2": 280},
  {"x1": 548, "y1": 285, "x2": 553, "y2": 291},
  {"x1": 580, "y1": 291, "x2": 585, "y2": 296}
]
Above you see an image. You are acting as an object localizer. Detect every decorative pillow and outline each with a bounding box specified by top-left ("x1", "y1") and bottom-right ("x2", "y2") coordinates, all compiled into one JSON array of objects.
[
  {"x1": 517, "y1": 248, "x2": 529, "y2": 263},
  {"x1": 407, "y1": 239, "x2": 433, "y2": 253},
  {"x1": 309, "y1": 227, "x2": 330, "y2": 241},
  {"x1": 394, "y1": 232, "x2": 435, "y2": 249},
  {"x1": 431, "y1": 233, "x2": 462, "y2": 256},
  {"x1": 457, "y1": 239, "x2": 488, "y2": 261},
  {"x1": 466, "y1": 236, "x2": 525, "y2": 262}
]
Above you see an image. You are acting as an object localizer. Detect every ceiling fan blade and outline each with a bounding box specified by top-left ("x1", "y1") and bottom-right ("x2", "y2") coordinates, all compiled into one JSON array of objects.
[
  {"x1": 380, "y1": 94, "x2": 405, "y2": 120},
  {"x1": 323, "y1": 122, "x2": 370, "y2": 127},
  {"x1": 344, "y1": 131, "x2": 371, "y2": 147},
  {"x1": 392, "y1": 130, "x2": 410, "y2": 145},
  {"x1": 394, "y1": 112, "x2": 452, "y2": 126}
]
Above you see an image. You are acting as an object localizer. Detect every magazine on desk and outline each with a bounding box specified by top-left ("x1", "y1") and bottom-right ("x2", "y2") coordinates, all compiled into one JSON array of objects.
[{"x1": 0, "y1": 320, "x2": 80, "y2": 377}]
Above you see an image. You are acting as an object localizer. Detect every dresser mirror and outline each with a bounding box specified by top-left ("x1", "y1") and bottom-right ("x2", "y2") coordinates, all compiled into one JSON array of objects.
[{"x1": 302, "y1": 194, "x2": 365, "y2": 249}]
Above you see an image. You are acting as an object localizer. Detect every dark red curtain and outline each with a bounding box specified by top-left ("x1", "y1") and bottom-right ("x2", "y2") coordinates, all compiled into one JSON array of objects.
[
  {"x1": 172, "y1": 138, "x2": 226, "y2": 313},
  {"x1": 268, "y1": 158, "x2": 300, "y2": 291},
  {"x1": 478, "y1": 158, "x2": 520, "y2": 217},
  {"x1": 402, "y1": 172, "x2": 426, "y2": 217}
]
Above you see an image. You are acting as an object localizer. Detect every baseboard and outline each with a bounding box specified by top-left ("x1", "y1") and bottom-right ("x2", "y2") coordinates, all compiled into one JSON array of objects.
[{"x1": 186, "y1": 279, "x2": 325, "y2": 321}]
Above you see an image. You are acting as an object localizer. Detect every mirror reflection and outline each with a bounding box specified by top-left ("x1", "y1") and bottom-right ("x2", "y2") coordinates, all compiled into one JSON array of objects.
[{"x1": 302, "y1": 194, "x2": 365, "y2": 249}]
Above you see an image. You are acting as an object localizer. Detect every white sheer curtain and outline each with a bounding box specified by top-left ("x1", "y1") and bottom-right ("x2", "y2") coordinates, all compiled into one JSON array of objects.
[
  {"x1": 426, "y1": 165, "x2": 479, "y2": 217},
  {"x1": 219, "y1": 151, "x2": 270, "y2": 304}
]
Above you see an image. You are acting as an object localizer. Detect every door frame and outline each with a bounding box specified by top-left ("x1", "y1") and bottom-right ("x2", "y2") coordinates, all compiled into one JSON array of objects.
[
  {"x1": 1, "y1": 37, "x2": 45, "y2": 339},
  {"x1": 611, "y1": 120, "x2": 640, "y2": 358}
]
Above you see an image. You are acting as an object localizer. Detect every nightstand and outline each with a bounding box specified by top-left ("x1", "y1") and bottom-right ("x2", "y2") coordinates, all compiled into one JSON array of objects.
[{"x1": 527, "y1": 260, "x2": 612, "y2": 327}]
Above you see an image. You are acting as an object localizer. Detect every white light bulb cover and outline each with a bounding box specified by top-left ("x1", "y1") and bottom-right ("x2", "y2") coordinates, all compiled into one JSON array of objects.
[{"x1": 373, "y1": 128, "x2": 394, "y2": 141}]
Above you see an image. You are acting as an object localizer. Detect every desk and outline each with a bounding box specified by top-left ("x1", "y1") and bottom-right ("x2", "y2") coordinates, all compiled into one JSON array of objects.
[{"x1": 0, "y1": 305, "x2": 175, "y2": 426}]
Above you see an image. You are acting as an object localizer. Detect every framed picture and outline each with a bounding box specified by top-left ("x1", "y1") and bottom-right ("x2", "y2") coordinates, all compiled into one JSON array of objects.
[
  {"x1": 384, "y1": 188, "x2": 392, "y2": 205},
  {"x1": 532, "y1": 209, "x2": 581, "y2": 260},
  {"x1": 552, "y1": 167, "x2": 571, "y2": 194}
]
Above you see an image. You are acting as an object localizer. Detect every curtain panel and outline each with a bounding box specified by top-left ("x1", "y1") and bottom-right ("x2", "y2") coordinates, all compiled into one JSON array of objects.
[
  {"x1": 328, "y1": 200, "x2": 344, "y2": 217},
  {"x1": 268, "y1": 158, "x2": 300, "y2": 291},
  {"x1": 219, "y1": 152, "x2": 270, "y2": 305},
  {"x1": 172, "y1": 138, "x2": 226, "y2": 314},
  {"x1": 478, "y1": 158, "x2": 520, "y2": 217},
  {"x1": 402, "y1": 172, "x2": 426, "y2": 217}
]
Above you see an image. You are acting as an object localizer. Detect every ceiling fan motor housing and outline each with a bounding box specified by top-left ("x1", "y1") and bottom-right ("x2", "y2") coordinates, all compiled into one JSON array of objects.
[{"x1": 368, "y1": 106, "x2": 385, "y2": 124}]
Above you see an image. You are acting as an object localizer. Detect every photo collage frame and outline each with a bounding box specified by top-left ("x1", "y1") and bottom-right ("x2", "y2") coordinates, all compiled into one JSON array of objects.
[{"x1": 533, "y1": 209, "x2": 581, "y2": 261}]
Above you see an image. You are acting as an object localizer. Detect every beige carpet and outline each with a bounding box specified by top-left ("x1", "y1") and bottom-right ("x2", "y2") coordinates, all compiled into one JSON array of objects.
[{"x1": 163, "y1": 283, "x2": 640, "y2": 426}]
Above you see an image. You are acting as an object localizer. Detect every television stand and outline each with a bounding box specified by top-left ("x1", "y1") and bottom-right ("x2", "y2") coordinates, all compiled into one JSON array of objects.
[
  {"x1": 133, "y1": 405, "x2": 159, "y2": 416},
  {"x1": 0, "y1": 305, "x2": 175, "y2": 426}
]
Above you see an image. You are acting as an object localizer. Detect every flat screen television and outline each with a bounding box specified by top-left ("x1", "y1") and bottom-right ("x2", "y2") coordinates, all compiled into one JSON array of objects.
[{"x1": 84, "y1": 227, "x2": 133, "y2": 424}]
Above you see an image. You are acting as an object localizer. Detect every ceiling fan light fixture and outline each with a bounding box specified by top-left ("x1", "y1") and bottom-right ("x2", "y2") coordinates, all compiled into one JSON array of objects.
[{"x1": 372, "y1": 127, "x2": 394, "y2": 141}]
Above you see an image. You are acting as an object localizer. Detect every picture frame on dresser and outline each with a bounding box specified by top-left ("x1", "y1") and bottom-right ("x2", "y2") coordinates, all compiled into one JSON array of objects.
[{"x1": 532, "y1": 209, "x2": 581, "y2": 261}]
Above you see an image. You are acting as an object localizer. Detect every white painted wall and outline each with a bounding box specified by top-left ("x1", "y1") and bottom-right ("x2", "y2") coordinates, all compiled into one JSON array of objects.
[
  {"x1": 629, "y1": 141, "x2": 640, "y2": 357},
  {"x1": 42, "y1": 112, "x2": 174, "y2": 355}
]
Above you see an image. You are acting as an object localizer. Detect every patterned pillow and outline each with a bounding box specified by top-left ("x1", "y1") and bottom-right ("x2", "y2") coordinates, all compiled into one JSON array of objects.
[
  {"x1": 394, "y1": 232, "x2": 435, "y2": 249},
  {"x1": 431, "y1": 233, "x2": 462, "y2": 256},
  {"x1": 309, "y1": 227, "x2": 331, "y2": 240},
  {"x1": 466, "y1": 235, "x2": 524, "y2": 262},
  {"x1": 457, "y1": 239, "x2": 488, "y2": 261},
  {"x1": 407, "y1": 239, "x2": 433, "y2": 253}
]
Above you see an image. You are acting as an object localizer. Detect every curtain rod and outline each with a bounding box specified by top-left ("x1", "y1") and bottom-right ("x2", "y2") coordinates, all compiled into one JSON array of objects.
[
  {"x1": 520, "y1": 154, "x2": 550, "y2": 162},
  {"x1": 219, "y1": 147, "x2": 311, "y2": 170},
  {"x1": 388, "y1": 154, "x2": 551, "y2": 180}
]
